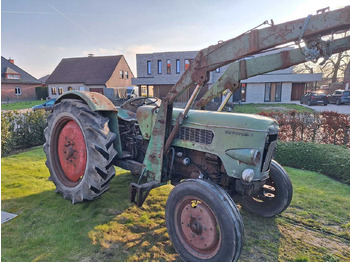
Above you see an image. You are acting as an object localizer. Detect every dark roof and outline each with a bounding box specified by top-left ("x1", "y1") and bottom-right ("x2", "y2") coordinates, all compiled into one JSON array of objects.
[
  {"x1": 38, "y1": 74, "x2": 50, "y2": 83},
  {"x1": 46, "y1": 55, "x2": 123, "y2": 85},
  {"x1": 1, "y1": 56, "x2": 41, "y2": 84}
]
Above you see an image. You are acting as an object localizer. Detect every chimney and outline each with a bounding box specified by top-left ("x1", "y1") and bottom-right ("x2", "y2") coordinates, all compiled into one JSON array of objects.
[
  {"x1": 88, "y1": 54, "x2": 94, "y2": 57},
  {"x1": 8, "y1": 57, "x2": 14, "y2": 64}
]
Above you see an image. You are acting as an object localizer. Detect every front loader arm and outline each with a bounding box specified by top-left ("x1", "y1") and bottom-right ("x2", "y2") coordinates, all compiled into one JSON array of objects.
[
  {"x1": 141, "y1": 6, "x2": 350, "y2": 185},
  {"x1": 194, "y1": 36, "x2": 350, "y2": 109}
]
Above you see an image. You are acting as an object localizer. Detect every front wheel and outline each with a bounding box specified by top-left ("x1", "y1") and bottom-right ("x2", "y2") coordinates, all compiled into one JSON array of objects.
[
  {"x1": 44, "y1": 99, "x2": 118, "y2": 204},
  {"x1": 166, "y1": 179, "x2": 244, "y2": 262},
  {"x1": 336, "y1": 99, "x2": 341, "y2": 105},
  {"x1": 240, "y1": 160, "x2": 293, "y2": 217}
]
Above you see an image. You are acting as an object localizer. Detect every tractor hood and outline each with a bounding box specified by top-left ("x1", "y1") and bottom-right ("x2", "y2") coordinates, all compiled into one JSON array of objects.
[{"x1": 137, "y1": 106, "x2": 279, "y2": 140}]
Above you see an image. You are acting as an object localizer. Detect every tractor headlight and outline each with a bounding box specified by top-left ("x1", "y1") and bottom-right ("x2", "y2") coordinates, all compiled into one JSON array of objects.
[{"x1": 242, "y1": 169, "x2": 254, "y2": 182}]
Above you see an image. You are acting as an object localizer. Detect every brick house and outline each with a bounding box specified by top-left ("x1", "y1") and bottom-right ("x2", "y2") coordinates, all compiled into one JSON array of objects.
[
  {"x1": 132, "y1": 50, "x2": 322, "y2": 103},
  {"x1": 46, "y1": 55, "x2": 134, "y2": 100},
  {"x1": 1, "y1": 56, "x2": 41, "y2": 103}
]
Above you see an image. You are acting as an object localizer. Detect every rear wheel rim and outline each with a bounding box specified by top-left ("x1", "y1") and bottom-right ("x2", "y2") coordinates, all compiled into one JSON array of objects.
[
  {"x1": 174, "y1": 196, "x2": 221, "y2": 259},
  {"x1": 52, "y1": 117, "x2": 87, "y2": 187}
]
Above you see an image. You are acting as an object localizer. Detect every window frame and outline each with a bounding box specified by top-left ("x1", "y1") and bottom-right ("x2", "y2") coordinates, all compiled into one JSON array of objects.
[
  {"x1": 120, "y1": 70, "x2": 124, "y2": 79},
  {"x1": 147, "y1": 61, "x2": 151, "y2": 75},
  {"x1": 51, "y1": 87, "x2": 57, "y2": 95},
  {"x1": 176, "y1": 59, "x2": 180, "y2": 74},
  {"x1": 125, "y1": 71, "x2": 129, "y2": 79},
  {"x1": 167, "y1": 59, "x2": 171, "y2": 74},
  {"x1": 58, "y1": 87, "x2": 63, "y2": 95},
  {"x1": 15, "y1": 86, "x2": 22, "y2": 95},
  {"x1": 158, "y1": 60, "x2": 162, "y2": 74}
]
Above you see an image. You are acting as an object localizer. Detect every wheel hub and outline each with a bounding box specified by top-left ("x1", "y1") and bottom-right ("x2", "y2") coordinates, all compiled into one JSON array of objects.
[
  {"x1": 57, "y1": 120, "x2": 87, "y2": 182},
  {"x1": 178, "y1": 201, "x2": 219, "y2": 252}
]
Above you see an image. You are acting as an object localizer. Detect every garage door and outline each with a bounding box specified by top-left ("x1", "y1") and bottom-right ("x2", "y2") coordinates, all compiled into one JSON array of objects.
[{"x1": 90, "y1": 88, "x2": 104, "y2": 94}]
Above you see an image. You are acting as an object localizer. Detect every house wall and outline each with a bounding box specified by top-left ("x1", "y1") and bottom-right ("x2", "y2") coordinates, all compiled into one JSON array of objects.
[
  {"x1": 106, "y1": 56, "x2": 134, "y2": 88},
  {"x1": 47, "y1": 83, "x2": 105, "y2": 98},
  {"x1": 245, "y1": 82, "x2": 292, "y2": 103},
  {"x1": 1, "y1": 83, "x2": 38, "y2": 102}
]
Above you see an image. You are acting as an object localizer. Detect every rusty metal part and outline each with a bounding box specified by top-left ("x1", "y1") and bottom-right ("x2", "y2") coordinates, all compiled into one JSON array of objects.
[
  {"x1": 57, "y1": 120, "x2": 87, "y2": 182},
  {"x1": 174, "y1": 196, "x2": 221, "y2": 259},
  {"x1": 195, "y1": 36, "x2": 350, "y2": 109},
  {"x1": 164, "y1": 84, "x2": 203, "y2": 153},
  {"x1": 56, "y1": 91, "x2": 117, "y2": 112}
]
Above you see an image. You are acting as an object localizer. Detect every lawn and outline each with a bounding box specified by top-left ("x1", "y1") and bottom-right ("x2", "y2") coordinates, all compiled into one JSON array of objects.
[
  {"x1": 232, "y1": 103, "x2": 314, "y2": 114},
  {"x1": 2, "y1": 147, "x2": 350, "y2": 261},
  {"x1": 1, "y1": 100, "x2": 44, "y2": 110}
]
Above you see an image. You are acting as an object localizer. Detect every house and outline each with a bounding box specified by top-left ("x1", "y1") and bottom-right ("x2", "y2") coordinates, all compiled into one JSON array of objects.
[
  {"x1": 240, "y1": 67, "x2": 322, "y2": 103},
  {"x1": 132, "y1": 50, "x2": 322, "y2": 103},
  {"x1": 132, "y1": 51, "x2": 209, "y2": 102},
  {"x1": 46, "y1": 55, "x2": 134, "y2": 100},
  {"x1": 1, "y1": 56, "x2": 41, "y2": 103}
]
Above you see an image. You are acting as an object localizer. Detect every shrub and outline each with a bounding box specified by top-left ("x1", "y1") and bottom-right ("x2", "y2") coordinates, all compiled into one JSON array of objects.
[
  {"x1": 35, "y1": 86, "x2": 48, "y2": 100},
  {"x1": 275, "y1": 142, "x2": 350, "y2": 184},
  {"x1": 259, "y1": 111, "x2": 350, "y2": 148},
  {"x1": 1, "y1": 110, "x2": 48, "y2": 156}
]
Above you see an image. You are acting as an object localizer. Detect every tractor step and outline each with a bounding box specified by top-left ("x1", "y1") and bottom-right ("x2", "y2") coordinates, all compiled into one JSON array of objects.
[{"x1": 129, "y1": 181, "x2": 159, "y2": 207}]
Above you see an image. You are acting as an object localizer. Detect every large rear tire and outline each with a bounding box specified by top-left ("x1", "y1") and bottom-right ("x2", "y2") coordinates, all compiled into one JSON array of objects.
[
  {"x1": 240, "y1": 160, "x2": 293, "y2": 217},
  {"x1": 44, "y1": 99, "x2": 118, "y2": 204},
  {"x1": 166, "y1": 179, "x2": 244, "y2": 262}
]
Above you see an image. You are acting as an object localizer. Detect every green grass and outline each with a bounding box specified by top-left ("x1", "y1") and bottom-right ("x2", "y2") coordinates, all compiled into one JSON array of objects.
[
  {"x1": 232, "y1": 103, "x2": 314, "y2": 114},
  {"x1": 1, "y1": 100, "x2": 44, "y2": 110},
  {"x1": 2, "y1": 148, "x2": 350, "y2": 261}
]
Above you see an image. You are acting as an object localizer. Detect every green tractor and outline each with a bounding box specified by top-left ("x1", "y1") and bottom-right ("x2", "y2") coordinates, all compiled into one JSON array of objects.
[{"x1": 44, "y1": 6, "x2": 350, "y2": 261}]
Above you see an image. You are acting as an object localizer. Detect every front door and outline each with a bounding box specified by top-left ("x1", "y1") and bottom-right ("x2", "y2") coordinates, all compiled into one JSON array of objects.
[{"x1": 291, "y1": 83, "x2": 306, "y2": 100}]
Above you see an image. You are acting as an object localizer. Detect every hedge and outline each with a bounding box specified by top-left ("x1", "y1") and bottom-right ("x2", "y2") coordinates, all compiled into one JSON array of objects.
[
  {"x1": 35, "y1": 86, "x2": 49, "y2": 100},
  {"x1": 275, "y1": 142, "x2": 350, "y2": 184},
  {"x1": 1, "y1": 110, "x2": 49, "y2": 156},
  {"x1": 259, "y1": 111, "x2": 350, "y2": 148}
]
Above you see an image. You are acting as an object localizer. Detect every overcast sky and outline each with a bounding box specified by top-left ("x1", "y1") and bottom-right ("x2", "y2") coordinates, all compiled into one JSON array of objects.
[{"x1": 1, "y1": 0, "x2": 348, "y2": 79}]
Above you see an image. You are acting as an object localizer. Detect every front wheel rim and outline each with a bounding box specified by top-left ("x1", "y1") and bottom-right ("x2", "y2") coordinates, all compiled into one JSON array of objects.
[{"x1": 174, "y1": 196, "x2": 221, "y2": 259}]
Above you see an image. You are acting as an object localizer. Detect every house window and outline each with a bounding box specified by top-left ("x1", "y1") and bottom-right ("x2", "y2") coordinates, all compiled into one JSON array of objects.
[
  {"x1": 120, "y1": 70, "x2": 124, "y2": 78},
  {"x1": 184, "y1": 59, "x2": 193, "y2": 70},
  {"x1": 241, "y1": 83, "x2": 246, "y2": 102},
  {"x1": 7, "y1": 74, "x2": 20, "y2": 80},
  {"x1": 147, "y1": 61, "x2": 151, "y2": 75},
  {"x1": 264, "y1": 83, "x2": 282, "y2": 102},
  {"x1": 167, "y1": 59, "x2": 171, "y2": 74},
  {"x1": 216, "y1": 67, "x2": 220, "y2": 73},
  {"x1": 58, "y1": 87, "x2": 63, "y2": 95},
  {"x1": 125, "y1": 71, "x2": 129, "y2": 79},
  {"x1": 51, "y1": 87, "x2": 57, "y2": 95},
  {"x1": 68, "y1": 86, "x2": 73, "y2": 91},
  {"x1": 79, "y1": 86, "x2": 85, "y2": 91},
  {"x1": 176, "y1": 59, "x2": 180, "y2": 74},
  {"x1": 158, "y1": 60, "x2": 162, "y2": 74},
  {"x1": 15, "y1": 87, "x2": 22, "y2": 95}
]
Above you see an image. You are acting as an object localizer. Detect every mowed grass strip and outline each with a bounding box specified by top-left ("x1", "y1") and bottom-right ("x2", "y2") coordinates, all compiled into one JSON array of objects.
[
  {"x1": 232, "y1": 103, "x2": 314, "y2": 114},
  {"x1": 1, "y1": 100, "x2": 44, "y2": 110},
  {"x1": 2, "y1": 148, "x2": 350, "y2": 261}
]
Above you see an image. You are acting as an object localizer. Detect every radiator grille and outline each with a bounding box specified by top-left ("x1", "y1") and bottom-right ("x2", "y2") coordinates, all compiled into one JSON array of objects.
[{"x1": 175, "y1": 126, "x2": 214, "y2": 145}]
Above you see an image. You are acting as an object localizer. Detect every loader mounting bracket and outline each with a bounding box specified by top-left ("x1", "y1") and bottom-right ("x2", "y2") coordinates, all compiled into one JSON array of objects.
[{"x1": 129, "y1": 181, "x2": 160, "y2": 207}]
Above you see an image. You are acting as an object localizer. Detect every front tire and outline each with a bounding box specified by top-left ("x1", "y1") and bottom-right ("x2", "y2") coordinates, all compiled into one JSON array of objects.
[
  {"x1": 336, "y1": 99, "x2": 341, "y2": 105},
  {"x1": 166, "y1": 179, "x2": 244, "y2": 262},
  {"x1": 240, "y1": 160, "x2": 293, "y2": 217},
  {"x1": 44, "y1": 99, "x2": 118, "y2": 204}
]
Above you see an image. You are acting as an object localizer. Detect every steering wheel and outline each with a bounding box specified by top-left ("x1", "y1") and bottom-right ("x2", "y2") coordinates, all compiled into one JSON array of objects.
[
  {"x1": 121, "y1": 97, "x2": 160, "y2": 113},
  {"x1": 128, "y1": 97, "x2": 159, "y2": 107}
]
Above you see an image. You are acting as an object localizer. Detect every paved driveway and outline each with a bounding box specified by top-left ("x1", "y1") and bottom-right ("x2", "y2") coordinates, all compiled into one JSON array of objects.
[{"x1": 299, "y1": 102, "x2": 350, "y2": 114}]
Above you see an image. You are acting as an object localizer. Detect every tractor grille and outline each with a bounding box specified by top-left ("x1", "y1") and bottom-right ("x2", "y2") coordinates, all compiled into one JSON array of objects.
[{"x1": 175, "y1": 126, "x2": 214, "y2": 145}]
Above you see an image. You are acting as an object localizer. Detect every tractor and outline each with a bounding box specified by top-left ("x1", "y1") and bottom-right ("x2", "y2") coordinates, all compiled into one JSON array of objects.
[{"x1": 44, "y1": 6, "x2": 350, "y2": 261}]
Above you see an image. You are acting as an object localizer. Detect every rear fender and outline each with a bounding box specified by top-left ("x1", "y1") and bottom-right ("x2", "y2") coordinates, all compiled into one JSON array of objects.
[{"x1": 56, "y1": 91, "x2": 122, "y2": 157}]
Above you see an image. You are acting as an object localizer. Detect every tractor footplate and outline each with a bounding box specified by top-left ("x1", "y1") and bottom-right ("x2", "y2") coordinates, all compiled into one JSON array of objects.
[{"x1": 129, "y1": 181, "x2": 159, "y2": 207}]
